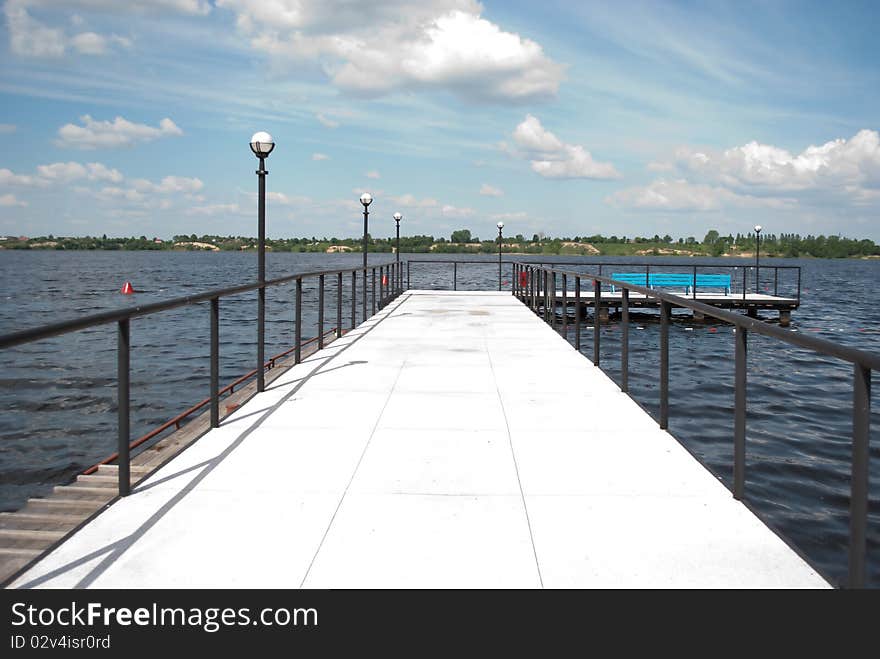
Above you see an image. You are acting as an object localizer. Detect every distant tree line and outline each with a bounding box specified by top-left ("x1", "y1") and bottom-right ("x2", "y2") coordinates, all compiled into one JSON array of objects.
[{"x1": 2, "y1": 229, "x2": 878, "y2": 258}]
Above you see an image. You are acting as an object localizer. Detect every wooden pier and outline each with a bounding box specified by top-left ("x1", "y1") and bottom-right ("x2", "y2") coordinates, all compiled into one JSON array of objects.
[{"x1": 6, "y1": 291, "x2": 827, "y2": 588}]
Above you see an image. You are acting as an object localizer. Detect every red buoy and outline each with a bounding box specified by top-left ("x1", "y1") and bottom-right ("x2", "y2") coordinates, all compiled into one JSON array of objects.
[
  {"x1": 120, "y1": 281, "x2": 135, "y2": 295},
  {"x1": 382, "y1": 274, "x2": 388, "y2": 286}
]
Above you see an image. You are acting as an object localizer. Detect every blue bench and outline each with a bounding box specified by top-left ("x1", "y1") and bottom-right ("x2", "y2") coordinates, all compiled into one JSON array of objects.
[{"x1": 610, "y1": 273, "x2": 731, "y2": 294}]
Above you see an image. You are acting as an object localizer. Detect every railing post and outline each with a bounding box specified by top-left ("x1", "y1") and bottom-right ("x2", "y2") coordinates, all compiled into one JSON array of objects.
[
  {"x1": 210, "y1": 297, "x2": 219, "y2": 428},
  {"x1": 544, "y1": 271, "x2": 550, "y2": 323},
  {"x1": 363, "y1": 267, "x2": 367, "y2": 322},
  {"x1": 742, "y1": 267, "x2": 747, "y2": 301},
  {"x1": 533, "y1": 267, "x2": 537, "y2": 311},
  {"x1": 407, "y1": 261, "x2": 411, "y2": 290},
  {"x1": 849, "y1": 364, "x2": 870, "y2": 588},
  {"x1": 734, "y1": 326, "x2": 747, "y2": 500},
  {"x1": 318, "y1": 274, "x2": 325, "y2": 349},
  {"x1": 621, "y1": 288, "x2": 629, "y2": 393},
  {"x1": 454, "y1": 262, "x2": 458, "y2": 291},
  {"x1": 574, "y1": 276, "x2": 581, "y2": 351},
  {"x1": 372, "y1": 267, "x2": 376, "y2": 316},
  {"x1": 337, "y1": 272, "x2": 343, "y2": 338},
  {"x1": 593, "y1": 279, "x2": 600, "y2": 365},
  {"x1": 351, "y1": 270, "x2": 357, "y2": 329},
  {"x1": 257, "y1": 283, "x2": 265, "y2": 393},
  {"x1": 774, "y1": 268, "x2": 779, "y2": 297},
  {"x1": 562, "y1": 273, "x2": 568, "y2": 337},
  {"x1": 117, "y1": 319, "x2": 130, "y2": 497},
  {"x1": 692, "y1": 265, "x2": 697, "y2": 300},
  {"x1": 659, "y1": 300, "x2": 670, "y2": 429},
  {"x1": 551, "y1": 272, "x2": 557, "y2": 330},
  {"x1": 295, "y1": 277, "x2": 302, "y2": 363}
]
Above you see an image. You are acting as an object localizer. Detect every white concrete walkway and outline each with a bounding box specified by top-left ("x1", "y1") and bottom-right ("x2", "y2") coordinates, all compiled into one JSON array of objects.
[{"x1": 11, "y1": 291, "x2": 828, "y2": 588}]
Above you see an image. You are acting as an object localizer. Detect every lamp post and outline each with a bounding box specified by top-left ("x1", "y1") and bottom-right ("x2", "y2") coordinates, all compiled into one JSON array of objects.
[
  {"x1": 393, "y1": 212, "x2": 402, "y2": 294},
  {"x1": 250, "y1": 131, "x2": 274, "y2": 393},
  {"x1": 497, "y1": 221, "x2": 504, "y2": 291},
  {"x1": 360, "y1": 192, "x2": 372, "y2": 320},
  {"x1": 754, "y1": 224, "x2": 762, "y2": 294}
]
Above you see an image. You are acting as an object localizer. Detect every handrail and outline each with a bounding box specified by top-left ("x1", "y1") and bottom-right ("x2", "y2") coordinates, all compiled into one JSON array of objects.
[
  {"x1": 540, "y1": 265, "x2": 878, "y2": 369},
  {"x1": 0, "y1": 259, "x2": 405, "y2": 505},
  {"x1": 81, "y1": 328, "x2": 337, "y2": 476},
  {"x1": 0, "y1": 261, "x2": 397, "y2": 350},
  {"x1": 406, "y1": 258, "x2": 800, "y2": 303},
  {"x1": 513, "y1": 262, "x2": 875, "y2": 588}
]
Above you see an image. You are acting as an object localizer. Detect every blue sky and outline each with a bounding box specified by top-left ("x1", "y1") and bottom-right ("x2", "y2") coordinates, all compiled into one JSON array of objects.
[{"x1": 0, "y1": 0, "x2": 878, "y2": 241}]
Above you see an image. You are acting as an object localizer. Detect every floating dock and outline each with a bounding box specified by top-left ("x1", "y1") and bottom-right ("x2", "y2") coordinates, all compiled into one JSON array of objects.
[
  {"x1": 548, "y1": 291, "x2": 798, "y2": 324},
  {"x1": 8, "y1": 291, "x2": 827, "y2": 588}
]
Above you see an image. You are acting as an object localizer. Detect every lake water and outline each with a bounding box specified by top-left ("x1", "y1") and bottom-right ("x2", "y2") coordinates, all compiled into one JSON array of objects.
[{"x1": 0, "y1": 250, "x2": 877, "y2": 587}]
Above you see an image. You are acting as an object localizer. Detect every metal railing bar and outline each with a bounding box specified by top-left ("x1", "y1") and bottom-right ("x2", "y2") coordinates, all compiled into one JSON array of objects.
[
  {"x1": 82, "y1": 328, "x2": 337, "y2": 476},
  {"x1": 0, "y1": 261, "x2": 398, "y2": 350},
  {"x1": 117, "y1": 319, "x2": 130, "y2": 497},
  {"x1": 533, "y1": 267, "x2": 880, "y2": 370}
]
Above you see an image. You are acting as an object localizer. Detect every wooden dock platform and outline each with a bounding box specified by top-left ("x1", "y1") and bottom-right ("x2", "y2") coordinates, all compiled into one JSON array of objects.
[
  {"x1": 7, "y1": 291, "x2": 828, "y2": 588},
  {"x1": 548, "y1": 291, "x2": 798, "y2": 324}
]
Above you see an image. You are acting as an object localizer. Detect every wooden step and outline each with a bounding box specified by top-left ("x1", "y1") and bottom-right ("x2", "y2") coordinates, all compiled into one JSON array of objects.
[
  {"x1": 71, "y1": 477, "x2": 117, "y2": 489},
  {"x1": 96, "y1": 464, "x2": 150, "y2": 476},
  {"x1": 0, "y1": 551, "x2": 41, "y2": 581},
  {"x1": 76, "y1": 473, "x2": 118, "y2": 485},
  {"x1": 24, "y1": 499, "x2": 110, "y2": 515},
  {"x1": 0, "y1": 528, "x2": 65, "y2": 549},
  {"x1": 52, "y1": 486, "x2": 116, "y2": 500},
  {"x1": 0, "y1": 546, "x2": 42, "y2": 558},
  {"x1": 0, "y1": 512, "x2": 80, "y2": 531}
]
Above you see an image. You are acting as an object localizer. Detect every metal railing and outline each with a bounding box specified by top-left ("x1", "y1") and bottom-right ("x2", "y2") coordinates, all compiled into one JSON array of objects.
[
  {"x1": 0, "y1": 260, "x2": 404, "y2": 498},
  {"x1": 522, "y1": 260, "x2": 801, "y2": 303},
  {"x1": 512, "y1": 262, "x2": 877, "y2": 588},
  {"x1": 406, "y1": 259, "x2": 517, "y2": 291}
]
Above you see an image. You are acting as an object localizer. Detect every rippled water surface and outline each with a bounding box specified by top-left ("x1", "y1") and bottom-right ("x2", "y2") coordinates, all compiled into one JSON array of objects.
[{"x1": 0, "y1": 251, "x2": 877, "y2": 587}]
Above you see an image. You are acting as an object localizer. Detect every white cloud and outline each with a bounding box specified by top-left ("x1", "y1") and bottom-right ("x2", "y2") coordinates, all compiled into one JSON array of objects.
[
  {"x1": 56, "y1": 115, "x2": 183, "y2": 149},
  {"x1": 186, "y1": 203, "x2": 244, "y2": 217},
  {"x1": 3, "y1": 0, "x2": 160, "y2": 58},
  {"x1": 365, "y1": 170, "x2": 381, "y2": 179},
  {"x1": 0, "y1": 168, "x2": 44, "y2": 186},
  {"x1": 35, "y1": 161, "x2": 123, "y2": 183},
  {"x1": 5, "y1": 2, "x2": 65, "y2": 57},
  {"x1": 637, "y1": 130, "x2": 880, "y2": 211},
  {"x1": 267, "y1": 191, "x2": 311, "y2": 205},
  {"x1": 312, "y1": 153, "x2": 330, "y2": 161},
  {"x1": 216, "y1": 0, "x2": 563, "y2": 103},
  {"x1": 131, "y1": 175, "x2": 203, "y2": 194},
  {"x1": 607, "y1": 179, "x2": 795, "y2": 212},
  {"x1": 671, "y1": 129, "x2": 880, "y2": 193},
  {"x1": 440, "y1": 204, "x2": 475, "y2": 218},
  {"x1": 479, "y1": 183, "x2": 503, "y2": 197},
  {"x1": 390, "y1": 194, "x2": 439, "y2": 208},
  {"x1": 511, "y1": 115, "x2": 621, "y2": 180},
  {"x1": 70, "y1": 31, "x2": 108, "y2": 55},
  {"x1": 316, "y1": 113, "x2": 339, "y2": 128},
  {"x1": 5, "y1": 1, "x2": 207, "y2": 58},
  {"x1": 0, "y1": 124, "x2": 16, "y2": 134},
  {"x1": 491, "y1": 211, "x2": 527, "y2": 221},
  {"x1": 0, "y1": 193, "x2": 28, "y2": 207}
]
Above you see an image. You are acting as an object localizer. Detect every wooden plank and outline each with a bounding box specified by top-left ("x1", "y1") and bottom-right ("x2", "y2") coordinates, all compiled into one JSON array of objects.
[
  {"x1": 52, "y1": 486, "x2": 116, "y2": 500},
  {"x1": 0, "y1": 547, "x2": 41, "y2": 558},
  {"x1": 0, "y1": 528, "x2": 65, "y2": 543},
  {"x1": 0, "y1": 512, "x2": 80, "y2": 531},
  {"x1": 23, "y1": 499, "x2": 109, "y2": 515}
]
